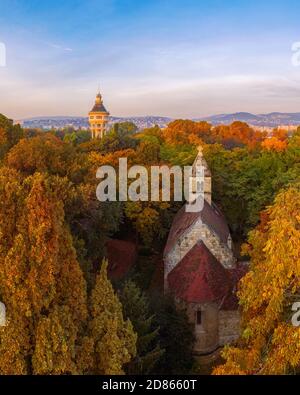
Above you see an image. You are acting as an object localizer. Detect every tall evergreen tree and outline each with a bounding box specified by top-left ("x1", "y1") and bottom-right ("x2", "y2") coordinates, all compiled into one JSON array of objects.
[
  {"x1": 0, "y1": 170, "x2": 87, "y2": 374},
  {"x1": 119, "y1": 280, "x2": 164, "y2": 374},
  {"x1": 88, "y1": 260, "x2": 137, "y2": 375},
  {"x1": 153, "y1": 296, "x2": 195, "y2": 374}
]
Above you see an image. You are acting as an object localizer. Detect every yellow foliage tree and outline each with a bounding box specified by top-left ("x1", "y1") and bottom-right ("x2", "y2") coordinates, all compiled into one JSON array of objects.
[
  {"x1": 0, "y1": 170, "x2": 87, "y2": 374},
  {"x1": 0, "y1": 169, "x2": 137, "y2": 375},
  {"x1": 125, "y1": 201, "x2": 170, "y2": 246},
  {"x1": 214, "y1": 186, "x2": 300, "y2": 375},
  {"x1": 88, "y1": 260, "x2": 137, "y2": 374}
]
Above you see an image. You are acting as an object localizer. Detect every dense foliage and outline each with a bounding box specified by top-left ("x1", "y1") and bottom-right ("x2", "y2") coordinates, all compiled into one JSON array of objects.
[
  {"x1": 214, "y1": 186, "x2": 300, "y2": 374},
  {"x1": 0, "y1": 114, "x2": 299, "y2": 374}
]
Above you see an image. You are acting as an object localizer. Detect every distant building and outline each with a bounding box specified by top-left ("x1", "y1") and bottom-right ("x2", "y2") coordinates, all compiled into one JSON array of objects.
[
  {"x1": 164, "y1": 147, "x2": 247, "y2": 358},
  {"x1": 278, "y1": 125, "x2": 298, "y2": 132},
  {"x1": 88, "y1": 91, "x2": 110, "y2": 139}
]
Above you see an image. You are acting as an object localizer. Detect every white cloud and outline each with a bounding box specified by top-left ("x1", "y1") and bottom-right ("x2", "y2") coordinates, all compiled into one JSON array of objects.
[{"x1": 47, "y1": 42, "x2": 73, "y2": 52}]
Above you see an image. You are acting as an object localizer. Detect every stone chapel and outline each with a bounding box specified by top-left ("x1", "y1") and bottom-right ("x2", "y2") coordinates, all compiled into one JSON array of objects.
[{"x1": 163, "y1": 147, "x2": 247, "y2": 357}]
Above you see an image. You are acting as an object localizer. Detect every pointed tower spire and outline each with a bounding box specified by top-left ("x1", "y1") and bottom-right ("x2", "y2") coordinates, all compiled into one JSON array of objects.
[{"x1": 189, "y1": 146, "x2": 212, "y2": 205}]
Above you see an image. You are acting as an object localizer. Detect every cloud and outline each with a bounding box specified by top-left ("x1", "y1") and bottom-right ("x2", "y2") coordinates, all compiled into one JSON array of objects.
[{"x1": 47, "y1": 42, "x2": 73, "y2": 52}]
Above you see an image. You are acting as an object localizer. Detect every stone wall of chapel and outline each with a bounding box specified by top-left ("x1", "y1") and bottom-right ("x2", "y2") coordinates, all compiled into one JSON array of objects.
[
  {"x1": 164, "y1": 219, "x2": 235, "y2": 286},
  {"x1": 177, "y1": 300, "x2": 220, "y2": 355},
  {"x1": 218, "y1": 310, "x2": 240, "y2": 346}
]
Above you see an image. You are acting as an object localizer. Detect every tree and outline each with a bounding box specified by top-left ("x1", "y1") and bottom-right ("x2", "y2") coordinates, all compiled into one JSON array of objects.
[
  {"x1": 32, "y1": 306, "x2": 80, "y2": 374},
  {"x1": 0, "y1": 114, "x2": 24, "y2": 159},
  {"x1": 5, "y1": 133, "x2": 124, "y2": 281},
  {"x1": 125, "y1": 201, "x2": 171, "y2": 247},
  {"x1": 119, "y1": 280, "x2": 164, "y2": 374},
  {"x1": 0, "y1": 113, "x2": 145, "y2": 376},
  {"x1": 214, "y1": 186, "x2": 300, "y2": 375},
  {"x1": 88, "y1": 260, "x2": 137, "y2": 374},
  {"x1": 0, "y1": 170, "x2": 87, "y2": 374},
  {"x1": 153, "y1": 296, "x2": 194, "y2": 374},
  {"x1": 135, "y1": 140, "x2": 160, "y2": 164},
  {"x1": 261, "y1": 136, "x2": 287, "y2": 152},
  {"x1": 203, "y1": 144, "x2": 251, "y2": 236},
  {"x1": 63, "y1": 130, "x2": 91, "y2": 145},
  {"x1": 6, "y1": 134, "x2": 88, "y2": 183},
  {"x1": 163, "y1": 119, "x2": 211, "y2": 146},
  {"x1": 203, "y1": 143, "x2": 296, "y2": 239},
  {"x1": 210, "y1": 122, "x2": 264, "y2": 149},
  {"x1": 98, "y1": 122, "x2": 138, "y2": 154},
  {"x1": 137, "y1": 126, "x2": 164, "y2": 145},
  {"x1": 88, "y1": 148, "x2": 136, "y2": 169},
  {"x1": 110, "y1": 122, "x2": 138, "y2": 136},
  {"x1": 160, "y1": 143, "x2": 197, "y2": 166},
  {"x1": 272, "y1": 128, "x2": 288, "y2": 141},
  {"x1": 0, "y1": 168, "x2": 135, "y2": 374}
]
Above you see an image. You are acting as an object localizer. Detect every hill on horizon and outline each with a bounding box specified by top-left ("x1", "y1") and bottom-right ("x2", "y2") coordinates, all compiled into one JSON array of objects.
[{"x1": 19, "y1": 112, "x2": 300, "y2": 130}]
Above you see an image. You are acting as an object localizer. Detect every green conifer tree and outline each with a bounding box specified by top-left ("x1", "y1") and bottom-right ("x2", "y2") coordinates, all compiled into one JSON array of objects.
[{"x1": 119, "y1": 280, "x2": 164, "y2": 374}]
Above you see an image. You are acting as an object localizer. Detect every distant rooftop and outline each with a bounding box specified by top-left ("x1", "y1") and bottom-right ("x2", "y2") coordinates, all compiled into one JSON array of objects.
[
  {"x1": 89, "y1": 92, "x2": 109, "y2": 114},
  {"x1": 90, "y1": 102, "x2": 108, "y2": 113}
]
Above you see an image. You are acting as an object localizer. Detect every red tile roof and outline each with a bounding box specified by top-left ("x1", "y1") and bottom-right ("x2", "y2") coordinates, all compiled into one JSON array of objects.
[
  {"x1": 106, "y1": 239, "x2": 137, "y2": 281},
  {"x1": 167, "y1": 241, "x2": 231, "y2": 303},
  {"x1": 167, "y1": 242, "x2": 248, "y2": 307},
  {"x1": 221, "y1": 263, "x2": 249, "y2": 310},
  {"x1": 164, "y1": 200, "x2": 230, "y2": 256}
]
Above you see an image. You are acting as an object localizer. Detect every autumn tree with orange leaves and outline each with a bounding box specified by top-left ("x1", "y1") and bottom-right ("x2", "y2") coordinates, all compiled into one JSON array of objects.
[
  {"x1": 261, "y1": 136, "x2": 287, "y2": 152},
  {"x1": 163, "y1": 119, "x2": 211, "y2": 146},
  {"x1": 211, "y1": 121, "x2": 264, "y2": 149},
  {"x1": 261, "y1": 128, "x2": 288, "y2": 152}
]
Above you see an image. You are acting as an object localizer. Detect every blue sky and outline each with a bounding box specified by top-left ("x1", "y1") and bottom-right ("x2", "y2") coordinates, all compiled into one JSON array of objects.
[{"x1": 0, "y1": 0, "x2": 300, "y2": 119}]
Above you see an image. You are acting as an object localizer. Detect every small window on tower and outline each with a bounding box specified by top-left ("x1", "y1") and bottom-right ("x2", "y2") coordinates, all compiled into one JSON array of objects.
[{"x1": 196, "y1": 310, "x2": 202, "y2": 326}]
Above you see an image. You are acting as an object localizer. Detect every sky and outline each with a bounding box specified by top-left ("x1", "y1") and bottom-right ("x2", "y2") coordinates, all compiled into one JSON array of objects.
[{"x1": 1, "y1": 0, "x2": 300, "y2": 119}]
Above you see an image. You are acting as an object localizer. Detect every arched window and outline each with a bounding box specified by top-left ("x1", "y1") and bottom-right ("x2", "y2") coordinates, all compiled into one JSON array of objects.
[
  {"x1": 196, "y1": 309, "x2": 202, "y2": 326},
  {"x1": 227, "y1": 235, "x2": 232, "y2": 250}
]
